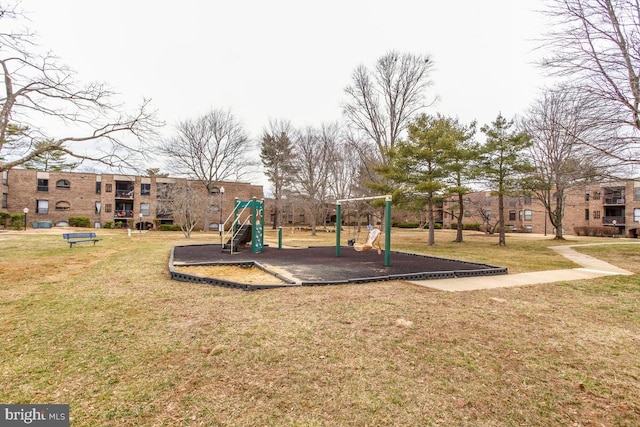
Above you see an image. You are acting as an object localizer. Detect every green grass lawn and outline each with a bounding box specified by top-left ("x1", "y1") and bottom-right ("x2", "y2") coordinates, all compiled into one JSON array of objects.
[{"x1": 1, "y1": 228, "x2": 639, "y2": 426}]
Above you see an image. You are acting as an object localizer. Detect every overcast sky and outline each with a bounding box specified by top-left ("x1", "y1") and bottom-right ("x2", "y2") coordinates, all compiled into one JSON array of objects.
[{"x1": 25, "y1": 0, "x2": 549, "y2": 189}]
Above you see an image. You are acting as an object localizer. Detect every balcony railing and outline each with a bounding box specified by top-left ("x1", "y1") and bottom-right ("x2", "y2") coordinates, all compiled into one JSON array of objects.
[
  {"x1": 603, "y1": 215, "x2": 625, "y2": 225},
  {"x1": 603, "y1": 197, "x2": 625, "y2": 205},
  {"x1": 115, "y1": 210, "x2": 133, "y2": 218},
  {"x1": 115, "y1": 189, "x2": 135, "y2": 198}
]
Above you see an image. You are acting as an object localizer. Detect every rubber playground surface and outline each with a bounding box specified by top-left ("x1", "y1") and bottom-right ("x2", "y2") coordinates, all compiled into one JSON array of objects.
[{"x1": 170, "y1": 244, "x2": 507, "y2": 290}]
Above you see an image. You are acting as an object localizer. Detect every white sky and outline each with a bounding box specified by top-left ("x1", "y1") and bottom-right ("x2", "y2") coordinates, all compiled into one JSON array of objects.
[{"x1": 25, "y1": 0, "x2": 549, "y2": 189}]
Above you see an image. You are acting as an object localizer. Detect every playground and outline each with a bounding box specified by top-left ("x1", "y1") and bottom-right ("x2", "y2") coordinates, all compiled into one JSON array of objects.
[{"x1": 170, "y1": 195, "x2": 507, "y2": 290}]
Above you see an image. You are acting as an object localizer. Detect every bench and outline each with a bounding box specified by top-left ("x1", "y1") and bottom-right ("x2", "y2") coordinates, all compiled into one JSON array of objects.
[{"x1": 62, "y1": 232, "x2": 101, "y2": 248}]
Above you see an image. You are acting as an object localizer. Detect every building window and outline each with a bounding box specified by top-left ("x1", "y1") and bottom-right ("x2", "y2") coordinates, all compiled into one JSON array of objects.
[
  {"x1": 140, "y1": 203, "x2": 150, "y2": 216},
  {"x1": 524, "y1": 209, "x2": 533, "y2": 221},
  {"x1": 96, "y1": 182, "x2": 101, "y2": 194},
  {"x1": 141, "y1": 183, "x2": 151, "y2": 196},
  {"x1": 486, "y1": 210, "x2": 492, "y2": 219},
  {"x1": 593, "y1": 210, "x2": 601, "y2": 219},
  {"x1": 105, "y1": 183, "x2": 112, "y2": 193},
  {"x1": 37, "y1": 178, "x2": 49, "y2": 192},
  {"x1": 95, "y1": 202, "x2": 102, "y2": 214},
  {"x1": 55, "y1": 201, "x2": 70, "y2": 211},
  {"x1": 585, "y1": 192, "x2": 590, "y2": 201},
  {"x1": 585, "y1": 209, "x2": 590, "y2": 220},
  {"x1": 634, "y1": 187, "x2": 640, "y2": 201},
  {"x1": 1, "y1": 193, "x2": 7, "y2": 209},
  {"x1": 464, "y1": 210, "x2": 471, "y2": 217},
  {"x1": 593, "y1": 191, "x2": 601, "y2": 200},
  {"x1": 484, "y1": 197, "x2": 492, "y2": 206},
  {"x1": 509, "y1": 210, "x2": 516, "y2": 221},
  {"x1": 56, "y1": 179, "x2": 70, "y2": 189},
  {"x1": 36, "y1": 200, "x2": 49, "y2": 214},
  {"x1": 105, "y1": 203, "x2": 112, "y2": 213},
  {"x1": 2, "y1": 171, "x2": 7, "y2": 186},
  {"x1": 524, "y1": 196, "x2": 532, "y2": 205}
]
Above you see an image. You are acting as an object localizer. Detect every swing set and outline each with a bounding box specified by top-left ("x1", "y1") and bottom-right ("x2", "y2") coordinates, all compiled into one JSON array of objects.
[{"x1": 335, "y1": 195, "x2": 392, "y2": 266}]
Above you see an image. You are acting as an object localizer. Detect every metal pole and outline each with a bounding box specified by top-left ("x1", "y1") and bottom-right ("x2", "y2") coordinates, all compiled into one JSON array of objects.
[
  {"x1": 335, "y1": 202, "x2": 342, "y2": 257},
  {"x1": 384, "y1": 196, "x2": 391, "y2": 266},
  {"x1": 251, "y1": 197, "x2": 257, "y2": 253},
  {"x1": 278, "y1": 226, "x2": 282, "y2": 249}
]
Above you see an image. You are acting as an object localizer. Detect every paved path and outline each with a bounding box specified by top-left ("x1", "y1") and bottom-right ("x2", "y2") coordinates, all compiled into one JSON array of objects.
[{"x1": 408, "y1": 241, "x2": 638, "y2": 292}]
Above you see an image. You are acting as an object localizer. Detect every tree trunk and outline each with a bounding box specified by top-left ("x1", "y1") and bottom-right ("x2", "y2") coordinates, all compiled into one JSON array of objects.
[
  {"x1": 427, "y1": 195, "x2": 435, "y2": 246},
  {"x1": 455, "y1": 193, "x2": 464, "y2": 243},
  {"x1": 498, "y1": 194, "x2": 506, "y2": 246},
  {"x1": 553, "y1": 191, "x2": 566, "y2": 240}
]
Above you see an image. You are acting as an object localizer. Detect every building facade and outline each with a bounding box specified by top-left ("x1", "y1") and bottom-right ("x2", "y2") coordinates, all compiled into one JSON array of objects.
[
  {"x1": 441, "y1": 180, "x2": 640, "y2": 237},
  {"x1": 1, "y1": 168, "x2": 263, "y2": 230}
]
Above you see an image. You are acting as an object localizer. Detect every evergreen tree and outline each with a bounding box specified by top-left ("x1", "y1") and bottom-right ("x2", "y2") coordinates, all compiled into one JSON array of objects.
[
  {"x1": 23, "y1": 140, "x2": 79, "y2": 171},
  {"x1": 260, "y1": 120, "x2": 297, "y2": 229},
  {"x1": 479, "y1": 114, "x2": 533, "y2": 246}
]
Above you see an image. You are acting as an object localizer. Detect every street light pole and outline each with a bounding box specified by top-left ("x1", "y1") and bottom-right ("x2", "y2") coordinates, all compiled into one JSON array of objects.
[
  {"x1": 23, "y1": 207, "x2": 29, "y2": 231},
  {"x1": 219, "y1": 186, "x2": 225, "y2": 245}
]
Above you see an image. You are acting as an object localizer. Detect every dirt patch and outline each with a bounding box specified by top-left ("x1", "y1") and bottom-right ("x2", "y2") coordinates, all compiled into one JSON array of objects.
[{"x1": 172, "y1": 265, "x2": 287, "y2": 285}]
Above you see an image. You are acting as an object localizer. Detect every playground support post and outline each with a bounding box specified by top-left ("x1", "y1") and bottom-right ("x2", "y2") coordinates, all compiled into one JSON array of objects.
[{"x1": 384, "y1": 196, "x2": 391, "y2": 266}]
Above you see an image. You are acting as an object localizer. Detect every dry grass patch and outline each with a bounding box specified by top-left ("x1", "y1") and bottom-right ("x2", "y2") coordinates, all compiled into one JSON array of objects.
[{"x1": 1, "y1": 229, "x2": 639, "y2": 426}]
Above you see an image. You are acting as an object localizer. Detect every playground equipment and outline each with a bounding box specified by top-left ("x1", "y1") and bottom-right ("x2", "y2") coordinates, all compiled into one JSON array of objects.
[
  {"x1": 336, "y1": 195, "x2": 392, "y2": 266},
  {"x1": 221, "y1": 197, "x2": 264, "y2": 254},
  {"x1": 352, "y1": 227, "x2": 382, "y2": 254}
]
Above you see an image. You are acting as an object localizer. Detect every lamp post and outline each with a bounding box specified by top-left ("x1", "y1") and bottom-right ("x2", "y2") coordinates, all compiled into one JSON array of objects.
[
  {"x1": 23, "y1": 207, "x2": 29, "y2": 231},
  {"x1": 139, "y1": 213, "x2": 143, "y2": 233},
  {"x1": 219, "y1": 186, "x2": 225, "y2": 244}
]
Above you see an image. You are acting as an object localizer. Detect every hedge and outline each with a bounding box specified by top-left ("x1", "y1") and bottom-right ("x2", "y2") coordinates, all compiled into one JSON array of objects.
[
  {"x1": 68, "y1": 216, "x2": 91, "y2": 227},
  {"x1": 574, "y1": 226, "x2": 619, "y2": 237}
]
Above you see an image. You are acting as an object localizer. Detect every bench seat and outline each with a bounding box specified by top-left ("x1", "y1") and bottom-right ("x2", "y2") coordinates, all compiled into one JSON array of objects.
[{"x1": 62, "y1": 232, "x2": 101, "y2": 248}]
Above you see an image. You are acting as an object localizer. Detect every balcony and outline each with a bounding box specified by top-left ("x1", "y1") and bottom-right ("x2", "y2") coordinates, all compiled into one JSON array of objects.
[
  {"x1": 603, "y1": 215, "x2": 625, "y2": 225},
  {"x1": 115, "y1": 210, "x2": 133, "y2": 218},
  {"x1": 603, "y1": 197, "x2": 625, "y2": 205},
  {"x1": 115, "y1": 189, "x2": 135, "y2": 198}
]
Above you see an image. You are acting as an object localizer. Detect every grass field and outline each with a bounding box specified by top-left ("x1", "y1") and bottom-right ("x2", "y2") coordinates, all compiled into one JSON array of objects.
[{"x1": 1, "y1": 227, "x2": 639, "y2": 426}]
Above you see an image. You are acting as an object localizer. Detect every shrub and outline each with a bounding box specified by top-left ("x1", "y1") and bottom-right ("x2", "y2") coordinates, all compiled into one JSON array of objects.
[
  {"x1": 159, "y1": 224, "x2": 182, "y2": 231},
  {"x1": 103, "y1": 221, "x2": 113, "y2": 229},
  {"x1": 450, "y1": 222, "x2": 481, "y2": 231},
  {"x1": 394, "y1": 222, "x2": 420, "y2": 229},
  {"x1": 9, "y1": 213, "x2": 25, "y2": 230},
  {"x1": 574, "y1": 226, "x2": 618, "y2": 237},
  {"x1": 0, "y1": 212, "x2": 10, "y2": 228},
  {"x1": 68, "y1": 216, "x2": 91, "y2": 227}
]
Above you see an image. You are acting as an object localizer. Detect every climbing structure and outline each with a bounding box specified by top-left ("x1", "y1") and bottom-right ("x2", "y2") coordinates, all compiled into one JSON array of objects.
[{"x1": 222, "y1": 197, "x2": 264, "y2": 254}]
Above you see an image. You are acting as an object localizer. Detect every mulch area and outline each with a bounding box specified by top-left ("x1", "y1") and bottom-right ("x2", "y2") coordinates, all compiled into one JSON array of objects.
[{"x1": 172, "y1": 244, "x2": 506, "y2": 285}]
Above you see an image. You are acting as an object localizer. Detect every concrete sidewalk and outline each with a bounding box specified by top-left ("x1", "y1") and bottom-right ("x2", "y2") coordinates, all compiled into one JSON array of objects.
[{"x1": 408, "y1": 242, "x2": 638, "y2": 292}]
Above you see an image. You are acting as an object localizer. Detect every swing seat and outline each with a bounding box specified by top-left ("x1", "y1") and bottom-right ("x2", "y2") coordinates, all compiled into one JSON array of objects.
[{"x1": 353, "y1": 228, "x2": 382, "y2": 254}]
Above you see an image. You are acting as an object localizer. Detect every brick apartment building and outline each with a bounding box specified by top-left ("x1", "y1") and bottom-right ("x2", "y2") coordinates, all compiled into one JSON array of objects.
[
  {"x1": 441, "y1": 180, "x2": 640, "y2": 238},
  {"x1": 1, "y1": 168, "x2": 263, "y2": 230}
]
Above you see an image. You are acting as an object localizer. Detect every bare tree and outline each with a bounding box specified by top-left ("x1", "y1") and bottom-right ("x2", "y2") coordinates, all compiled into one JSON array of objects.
[
  {"x1": 160, "y1": 109, "x2": 253, "y2": 187},
  {"x1": 156, "y1": 181, "x2": 209, "y2": 238},
  {"x1": 328, "y1": 132, "x2": 360, "y2": 201},
  {"x1": 541, "y1": 0, "x2": 640, "y2": 164},
  {"x1": 1, "y1": 4, "x2": 160, "y2": 172},
  {"x1": 291, "y1": 123, "x2": 336, "y2": 235},
  {"x1": 260, "y1": 119, "x2": 297, "y2": 229},
  {"x1": 159, "y1": 108, "x2": 253, "y2": 230},
  {"x1": 520, "y1": 86, "x2": 603, "y2": 239},
  {"x1": 342, "y1": 51, "x2": 435, "y2": 165}
]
